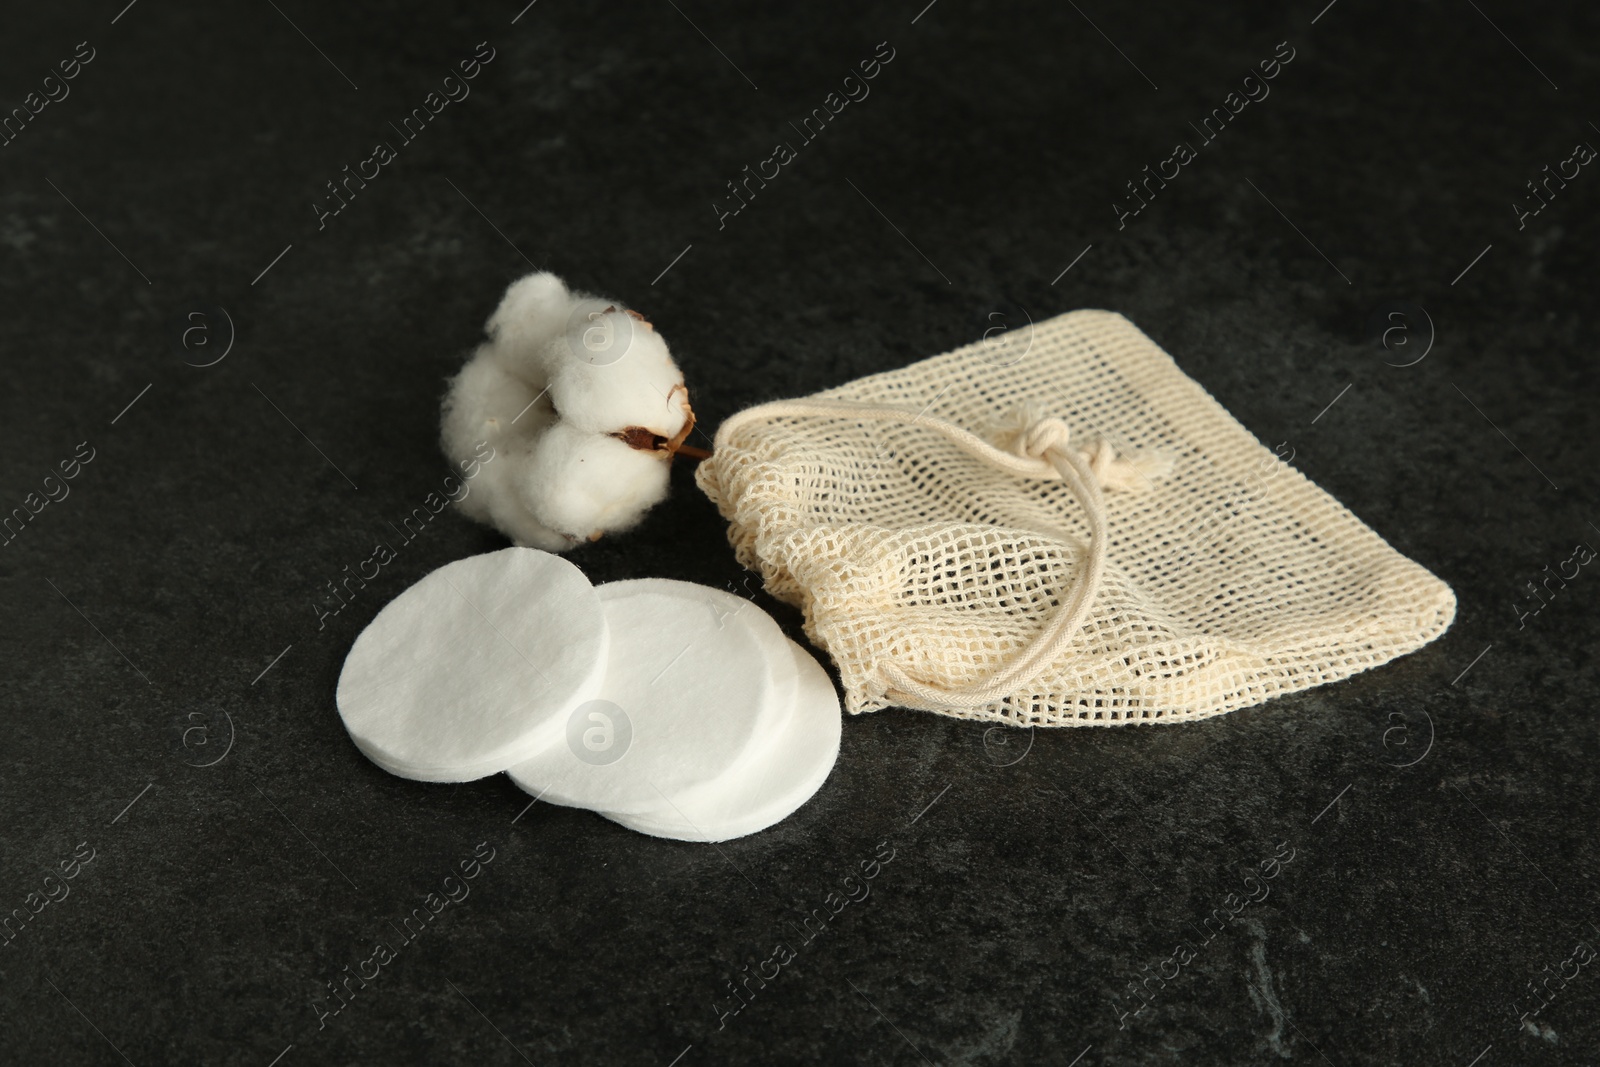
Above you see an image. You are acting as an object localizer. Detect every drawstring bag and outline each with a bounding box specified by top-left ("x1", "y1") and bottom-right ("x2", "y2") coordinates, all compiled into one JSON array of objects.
[{"x1": 696, "y1": 310, "x2": 1456, "y2": 726}]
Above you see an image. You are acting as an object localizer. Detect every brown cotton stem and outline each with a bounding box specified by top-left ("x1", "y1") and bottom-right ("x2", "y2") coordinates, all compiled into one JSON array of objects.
[{"x1": 606, "y1": 382, "x2": 710, "y2": 460}]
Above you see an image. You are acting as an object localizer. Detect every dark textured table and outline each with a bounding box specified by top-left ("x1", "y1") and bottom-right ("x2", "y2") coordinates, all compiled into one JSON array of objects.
[{"x1": 3, "y1": 1, "x2": 1597, "y2": 1064}]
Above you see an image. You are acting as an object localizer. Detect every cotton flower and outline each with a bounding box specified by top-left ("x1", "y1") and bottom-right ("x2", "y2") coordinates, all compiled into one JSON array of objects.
[{"x1": 441, "y1": 272, "x2": 695, "y2": 550}]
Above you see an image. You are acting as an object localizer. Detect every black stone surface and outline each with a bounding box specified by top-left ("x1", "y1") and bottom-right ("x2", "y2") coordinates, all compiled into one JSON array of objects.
[{"x1": 2, "y1": 1, "x2": 1597, "y2": 1064}]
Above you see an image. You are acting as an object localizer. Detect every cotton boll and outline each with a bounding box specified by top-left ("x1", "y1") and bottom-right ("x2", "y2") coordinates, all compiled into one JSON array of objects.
[
  {"x1": 547, "y1": 309, "x2": 690, "y2": 439},
  {"x1": 440, "y1": 343, "x2": 566, "y2": 549},
  {"x1": 520, "y1": 422, "x2": 671, "y2": 542},
  {"x1": 458, "y1": 437, "x2": 576, "y2": 551},
  {"x1": 441, "y1": 343, "x2": 556, "y2": 464},
  {"x1": 483, "y1": 271, "x2": 575, "y2": 381},
  {"x1": 441, "y1": 343, "x2": 565, "y2": 549},
  {"x1": 441, "y1": 271, "x2": 696, "y2": 551}
]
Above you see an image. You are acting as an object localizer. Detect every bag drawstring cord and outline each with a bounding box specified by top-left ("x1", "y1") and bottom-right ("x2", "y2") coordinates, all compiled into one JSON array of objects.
[{"x1": 713, "y1": 398, "x2": 1144, "y2": 711}]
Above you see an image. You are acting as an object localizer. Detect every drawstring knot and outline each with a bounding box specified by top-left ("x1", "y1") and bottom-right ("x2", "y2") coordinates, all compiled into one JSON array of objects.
[
  {"x1": 994, "y1": 404, "x2": 1164, "y2": 491},
  {"x1": 1015, "y1": 417, "x2": 1074, "y2": 461}
]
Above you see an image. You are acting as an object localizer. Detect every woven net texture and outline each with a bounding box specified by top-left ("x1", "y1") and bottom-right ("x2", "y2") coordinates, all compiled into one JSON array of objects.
[{"x1": 696, "y1": 310, "x2": 1456, "y2": 726}]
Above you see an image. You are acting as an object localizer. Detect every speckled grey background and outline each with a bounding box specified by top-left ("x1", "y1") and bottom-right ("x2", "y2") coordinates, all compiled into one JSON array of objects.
[{"x1": 1, "y1": 0, "x2": 1596, "y2": 1064}]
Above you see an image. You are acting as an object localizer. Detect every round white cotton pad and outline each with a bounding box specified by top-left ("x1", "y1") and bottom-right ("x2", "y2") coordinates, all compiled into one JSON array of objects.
[
  {"x1": 336, "y1": 547, "x2": 608, "y2": 782},
  {"x1": 602, "y1": 639, "x2": 841, "y2": 842},
  {"x1": 504, "y1": 580, "x2": 792, "y2": 815},
  {"x1": 595, "y1": 578, "x2": 799, "y2": 715}
]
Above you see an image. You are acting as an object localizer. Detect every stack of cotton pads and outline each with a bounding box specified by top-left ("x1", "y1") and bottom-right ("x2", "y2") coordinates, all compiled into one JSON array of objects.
[{"x1": 336, "y1": 547, "x2": 841, "y2": 842}]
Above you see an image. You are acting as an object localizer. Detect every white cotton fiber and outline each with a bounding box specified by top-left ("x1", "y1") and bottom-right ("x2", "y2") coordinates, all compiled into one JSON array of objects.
[
  {"x1": 603, "y1": 638, "x2": 842, "y2": 842},
  {"x1": 441, "y1": 343, "x2": 555, "y2": 443},
  {"x1": 504, "y1": 581, "x2": 793, "y2": 815},
  {"x1": 336, "y1": 547, "x2": 608, "y2": 781},
  {"x1": 482, "y1": 271, "x2": 575, "y2": 380},
  {"x1": 520, "y1": 422, "x2": 672, "y2": 543},
  {"x1": 440, "y1": 349, "x2": 568, "y2": 549},
  {"x1": 440, "y1": 271, "x2": 694, "y2": 551},
  {"x1": 458, "y1": 437, "x2": 574, "y2": 552},
  {"x1": 547, "y1": 316, "x2": 691, "y2": 439}
]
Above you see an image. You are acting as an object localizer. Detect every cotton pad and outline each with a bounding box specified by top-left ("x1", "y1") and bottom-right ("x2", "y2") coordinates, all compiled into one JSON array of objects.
[
  {"x1": 505, "y1": 579, "x2": 794, "y2": 815},
  {"x1": 602, "y1": 638, "x2": 842, "y2": 842},
  {"x1": 596, "y1": 578, "x2": 799, "y2": 713},
  {"x1": 336, "y1": 547, "x2": 608, "y2": 781}
]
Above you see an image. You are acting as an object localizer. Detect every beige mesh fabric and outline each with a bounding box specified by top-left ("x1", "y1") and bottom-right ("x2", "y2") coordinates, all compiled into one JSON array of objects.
[{"x1": 695, "y1": 310, "x2": 1456, "y2": 726}]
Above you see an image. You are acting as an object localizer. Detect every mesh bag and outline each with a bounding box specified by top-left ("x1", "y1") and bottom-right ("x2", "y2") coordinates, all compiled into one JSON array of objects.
[{"x1": 695, "y1": 310, "x2": 1456, "y2": 726}]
